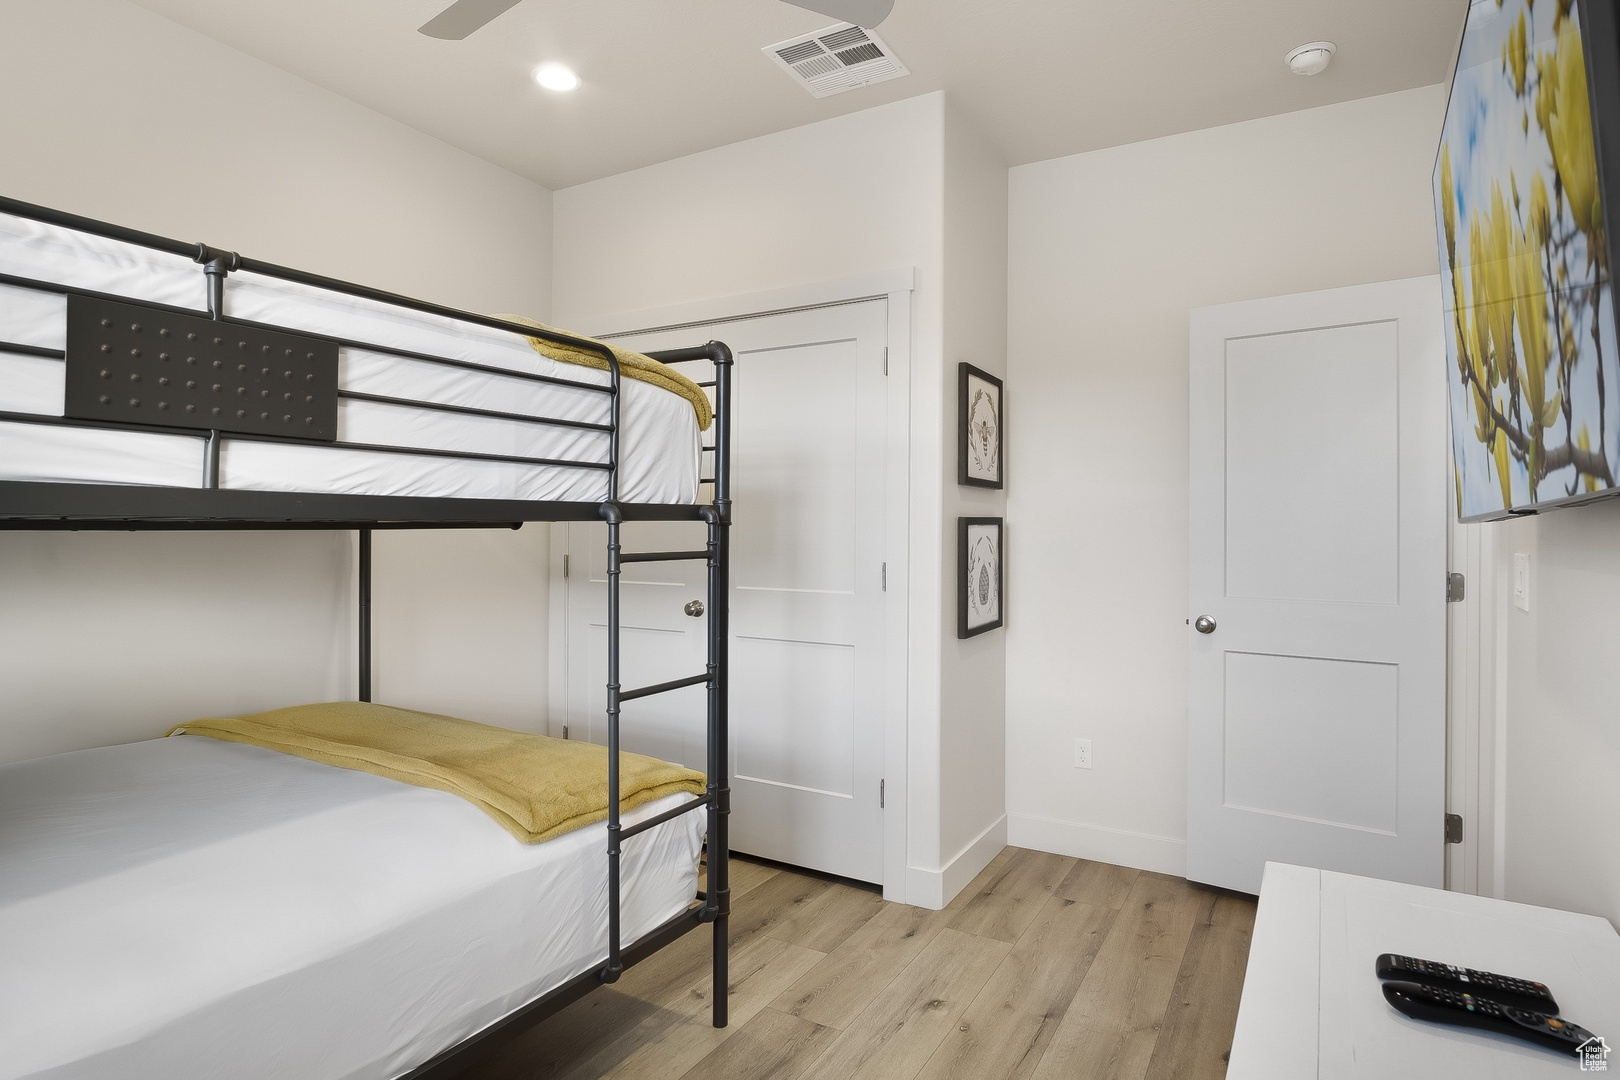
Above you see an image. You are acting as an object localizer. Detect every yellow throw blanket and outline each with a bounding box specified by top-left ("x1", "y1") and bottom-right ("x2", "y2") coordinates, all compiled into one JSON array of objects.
[
  {"x1": 168, "y1": 701, "x2": 706, "y2": 845},
  {"x1": 493, "y1": 313, "x2": 714, "y2": 431}
]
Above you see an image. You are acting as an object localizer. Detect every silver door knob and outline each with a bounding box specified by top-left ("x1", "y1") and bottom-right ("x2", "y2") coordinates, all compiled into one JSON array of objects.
[
  {"x1": 684, "y1": 600, "x2": 705, "y2": 618},
  {"x1": 1194, "y1": 615, "x2": 1217, "y2": 634}
]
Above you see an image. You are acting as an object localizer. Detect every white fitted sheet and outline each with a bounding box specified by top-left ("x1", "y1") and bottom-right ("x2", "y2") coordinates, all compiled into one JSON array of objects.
[
  {"x1": 0, "y1": 212, "x2": 700, "y2": 503},
  {"x1": 0, "y1": 735, "x2": 706, "y2": 1080}
]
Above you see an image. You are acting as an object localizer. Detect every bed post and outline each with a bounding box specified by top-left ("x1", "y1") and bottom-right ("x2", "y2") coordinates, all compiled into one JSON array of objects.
[
  {"x1": 202, "y1": 430, "x2": 222, "y2": 490},
  {"x1": 596, "y1": 335, "x2": 628, "y2": 986},
  {"x1": 704, "y1": 341, "x2": 734, "y2": 1028},
  {"x1": 196, "y1": 245, "x2": 237, "y2": 487},
  {"x1": 196, "y1": 246, "x2": 239, "y2": 321},
  {"x1": 601, "y1": 502, "x2": 625, "y2": 985},
  {"x1": 358, "y1": 528, "x2": 372, "y2": 703}
]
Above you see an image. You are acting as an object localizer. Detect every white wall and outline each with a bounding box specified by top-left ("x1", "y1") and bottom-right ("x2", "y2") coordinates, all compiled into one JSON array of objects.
[
  {"x1": 554, "y1": 91, "x2": 1007, "y2": 905},
  {"x1": 1005, "y1": 85, "x2": 1447, "y2": 874},
  {"x1": 551, "y1": 93, "x2": 943, "y2": 327},
  {"x1": 938, "y1": 105, "x2": 1009, "y2": 891},
  {"x1": 1490, "y1": 506, "x2": 1620, "y2": 924},
  {"x1": 0, "y1": 0, "x2": 554, "y2": 763}
]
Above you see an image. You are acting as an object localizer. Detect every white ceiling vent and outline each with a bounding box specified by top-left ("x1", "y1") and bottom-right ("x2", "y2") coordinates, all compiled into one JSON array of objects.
[{"x1": 764, "y1": 23, "x2": 910, "y2": 98}]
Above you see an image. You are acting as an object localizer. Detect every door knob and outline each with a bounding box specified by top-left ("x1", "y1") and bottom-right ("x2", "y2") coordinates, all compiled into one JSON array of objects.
[
  {"x1": 1194, "y1": 615, "x2": 1217, "y2": 634},
  {"x1": 684, "y1": 600, "x2": 705, "y2": 618}
]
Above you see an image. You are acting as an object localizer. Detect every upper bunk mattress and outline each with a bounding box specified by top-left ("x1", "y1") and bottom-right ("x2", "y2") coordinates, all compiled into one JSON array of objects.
[
  {"x1": 0, "y1": 735, "x2": 705, "y2": 1080},
  {"x1": 0, "y1": 213, "x2": 700, "y2": 504}
]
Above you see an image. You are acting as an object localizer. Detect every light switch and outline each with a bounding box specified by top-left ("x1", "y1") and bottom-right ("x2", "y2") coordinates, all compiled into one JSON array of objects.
[{"x1": 1513, "y1": 553, "x2": 1530, "y2": 612}]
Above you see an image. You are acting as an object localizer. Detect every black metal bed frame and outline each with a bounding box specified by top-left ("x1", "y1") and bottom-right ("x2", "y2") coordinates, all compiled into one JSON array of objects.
[{"x1": 0, "y1": 195, "x2": 733, "y2": 1078}]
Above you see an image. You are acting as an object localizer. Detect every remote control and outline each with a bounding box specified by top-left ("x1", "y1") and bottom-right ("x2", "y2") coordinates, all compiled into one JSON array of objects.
[
  {"x1": 1382, "y1": 981, "x2": 1597, "y2": 1056},
  {"x1": 1375, "y1": 953, "x2": 1559, "y2": 1014}
]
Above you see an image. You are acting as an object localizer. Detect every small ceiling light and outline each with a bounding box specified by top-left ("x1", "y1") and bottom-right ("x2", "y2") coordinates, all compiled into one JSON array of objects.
[
  {"x1": 1286, "y1": 41, "x2": 1336, "y2": 77},
  {"x1": 533, "y1": 63, "x2": 580, "y2": 92}
]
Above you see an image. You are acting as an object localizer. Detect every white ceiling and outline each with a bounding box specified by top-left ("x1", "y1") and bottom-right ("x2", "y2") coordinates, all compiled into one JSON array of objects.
[{"x1": 128, "y1": 0, "x2": 1465, "y2": 190}]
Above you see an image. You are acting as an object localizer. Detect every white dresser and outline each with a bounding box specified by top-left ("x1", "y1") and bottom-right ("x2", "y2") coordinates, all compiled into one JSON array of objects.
[{"x1": 1229, "y1": 862, "x2": 1620, "y2": 1078}]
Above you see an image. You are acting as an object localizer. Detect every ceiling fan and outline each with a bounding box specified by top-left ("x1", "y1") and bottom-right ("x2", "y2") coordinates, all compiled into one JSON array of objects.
[{"x1": 419, "y1": 0, "x2": 895, "y2": 39}]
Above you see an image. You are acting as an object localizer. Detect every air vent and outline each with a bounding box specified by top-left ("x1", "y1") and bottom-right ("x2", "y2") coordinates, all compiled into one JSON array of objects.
[{"x1": 763, "y1": 23, "x2": 910, "y2": 98}]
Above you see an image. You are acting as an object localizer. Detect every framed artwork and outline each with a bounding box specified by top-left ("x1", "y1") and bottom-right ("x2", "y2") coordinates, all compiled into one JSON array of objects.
[
  {"x1": 958, "y1": 362, "x2": 1003, "y2": 488},
  {"x1": 958, "y1": 517, "x2": 1003, "y2": 638}
]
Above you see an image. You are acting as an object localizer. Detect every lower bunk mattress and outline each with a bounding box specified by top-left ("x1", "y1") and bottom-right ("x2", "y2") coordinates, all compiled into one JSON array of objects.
[
  {"x1": 0, "y1": 735, "x2": 705, "y2": 1079},
  {"x1": 0, "y1": 211, "x2": 700, "y2": 504}
]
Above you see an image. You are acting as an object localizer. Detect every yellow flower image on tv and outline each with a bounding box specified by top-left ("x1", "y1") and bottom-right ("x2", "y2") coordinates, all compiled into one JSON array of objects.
[{"x1": 1436, "y1": 0, "x2": 1620, "y2": 519}]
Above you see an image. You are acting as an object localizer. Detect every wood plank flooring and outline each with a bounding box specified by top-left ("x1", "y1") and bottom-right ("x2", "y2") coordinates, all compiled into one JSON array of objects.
[{"x1": 462, "y1": 847, "x2": 1256, "y2": 1080}]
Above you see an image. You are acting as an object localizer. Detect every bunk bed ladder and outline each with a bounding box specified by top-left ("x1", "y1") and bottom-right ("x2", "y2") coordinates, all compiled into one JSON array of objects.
[{"x1": 600, "y1": 341, "x2": 733, "y2": 1028}]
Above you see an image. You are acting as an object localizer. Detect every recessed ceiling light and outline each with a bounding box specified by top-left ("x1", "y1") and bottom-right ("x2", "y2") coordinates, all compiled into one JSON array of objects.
[
  {"x1": 533, "y1": 63, "x2": 580, "y2": 92},
  {"x1": 1286, "y1": 41, "x2": 1336, "y2": 77}
]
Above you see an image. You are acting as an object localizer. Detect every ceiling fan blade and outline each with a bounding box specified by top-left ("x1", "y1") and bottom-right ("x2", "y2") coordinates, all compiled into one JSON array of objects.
[
  {"x1": 783, "y1": 0, "x2": 894, "y2": 28},
  {"x1": 418, "y1": 0, "x2": 526, "y2": 40}
]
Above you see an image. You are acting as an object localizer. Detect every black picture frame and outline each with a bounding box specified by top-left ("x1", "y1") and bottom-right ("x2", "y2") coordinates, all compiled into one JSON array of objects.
[
  {"x1": 958, "y1": 516, "x2": 1004, "y2": 638},
  {"x1": 958, "y1": 362, "x2": 1003, "y2": 489}
]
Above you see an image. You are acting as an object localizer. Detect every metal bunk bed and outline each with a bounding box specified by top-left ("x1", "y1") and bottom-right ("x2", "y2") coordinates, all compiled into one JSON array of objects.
[{"x1": 0, "y1": 194, "x2": 733, "y2": 1079}]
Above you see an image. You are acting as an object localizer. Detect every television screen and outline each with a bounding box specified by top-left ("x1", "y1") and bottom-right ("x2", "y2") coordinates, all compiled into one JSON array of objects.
[{"x1": 1436, "y1": 0, "x2": 1620, "y2": 521}]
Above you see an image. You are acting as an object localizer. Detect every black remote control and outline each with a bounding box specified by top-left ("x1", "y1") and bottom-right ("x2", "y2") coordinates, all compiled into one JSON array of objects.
[
  {"x1": 1375, "y1": 953, "x2": 1559, "y2": 1014},
  {"x1": 1382, "y1": 981, "x2": 1597, "y2": 1056}
]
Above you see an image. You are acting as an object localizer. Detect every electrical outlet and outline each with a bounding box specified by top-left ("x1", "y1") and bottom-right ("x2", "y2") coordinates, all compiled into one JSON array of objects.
[
  {"x1": 1513, "y1": 553, "x2": 1531, "y2": 612},
  {"x1": 1073, "y1": 739, "x2": 1092, "y2": 770}
]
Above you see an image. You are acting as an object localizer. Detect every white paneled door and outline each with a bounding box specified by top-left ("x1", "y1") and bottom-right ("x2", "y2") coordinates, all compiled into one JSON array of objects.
[
  {"x1": 1187, "y1": 277, "x2": 1448, "y2": 895},
  {"x1": 563, "y1": 300, "x2": 889, "y2": 884}
]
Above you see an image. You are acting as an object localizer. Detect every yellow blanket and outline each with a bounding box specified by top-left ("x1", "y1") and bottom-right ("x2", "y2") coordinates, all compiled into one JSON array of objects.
[
  {"x1": 168, "y1": 701, "x2": 706, "y2": 845},
  {"x1": 494, "y1": 313, "x2": 714, "y2": 431}
]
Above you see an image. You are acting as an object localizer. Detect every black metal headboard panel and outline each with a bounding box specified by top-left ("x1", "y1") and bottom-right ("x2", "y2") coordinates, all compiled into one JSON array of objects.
[{"x1": 63, "y1": 295, "x2": 339, "y2": 441}]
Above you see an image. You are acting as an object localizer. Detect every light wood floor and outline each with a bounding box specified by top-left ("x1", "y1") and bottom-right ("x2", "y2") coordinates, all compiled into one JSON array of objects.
[{"x1": 464, "y1": 846, "x2": 1257, "y2": 1080}]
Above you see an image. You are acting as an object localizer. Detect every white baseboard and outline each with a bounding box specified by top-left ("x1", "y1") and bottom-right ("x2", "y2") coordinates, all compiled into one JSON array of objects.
[
  {"x1": 1007, "y1": 813, "x2": 1187, "y2": 877},
  {"x1": 905, "y1": 814, "x2": 1008, "y2": 910}
]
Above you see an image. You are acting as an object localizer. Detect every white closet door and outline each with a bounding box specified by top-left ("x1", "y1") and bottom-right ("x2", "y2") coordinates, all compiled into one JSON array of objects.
[
  {"x1": 565, "y1": 299, "x2": 889, "y2": 884},
  {"x1": 1187, "y1": 277, "x2": 1448, "y2": 895}
]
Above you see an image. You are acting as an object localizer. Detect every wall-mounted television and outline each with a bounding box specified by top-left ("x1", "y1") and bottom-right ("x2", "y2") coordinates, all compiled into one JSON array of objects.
[{"x1": 1436, "y1": 0, "x2": 1620, "y2": 521}]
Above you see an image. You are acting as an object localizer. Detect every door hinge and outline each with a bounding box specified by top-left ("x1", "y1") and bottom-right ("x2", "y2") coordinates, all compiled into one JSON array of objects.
[
  {"x1": 1445, "y1": 813, "x2": 1463, "y2": 844},
  {"x1": 564, "y1": 554, "x2": 570, "y2": 579},
  {"x1": 883, "y1": 347, "x2": 889, "y2": 376},
  {"x1": 882, "y1": 562, "x2": 887, "y2": 591},
  {"x1": 562, "y1": 725, "x2": 570, "y2": 741},
  {"x1": 880, "y1": 778, "x2": 885, "y2": 808},
  {"x1": 1447, "y1": 572, "x2": 1464, "y2": 602}
]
